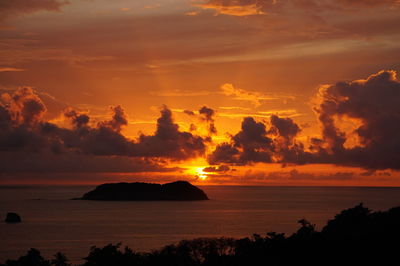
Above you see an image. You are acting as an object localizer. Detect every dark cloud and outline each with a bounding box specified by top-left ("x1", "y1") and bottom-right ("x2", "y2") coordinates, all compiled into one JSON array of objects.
[
  {"x1": 0, "y1": 0, "x2": 68, "y2": 22},
  {"x1": 135, "y1": 107, "x2": 206, "y2": 160},
  {"x1": 183, "y1": 106, "x2": 217, "y2": 136},
  {"x1": 311, "y1": 70, "x2": 400, "y2": 170},
  {"x1": 203, "y1": 165, "x2": 230, "y2": 173},
  {"x1": 184, "y1": 110, "x2": 195, "y2": 116},
  {"x1": 268, "y1": 115, "x2": 306, "y2": 164},
  {"x1": 269, "y1": 115, "x2": 301, "y2": 141},
  {"x1": 208, "y1": 114, "x2": 305, "y2": 165},
  {"x1": 2, "y1": 70, "x2": 400, "y2": 176},
  {"x1": 207, "y1": 143, "x2": 240, "y2": 165},
  {"x1": 64, "y1": 108, "x2": 89, "y2": 128},
  {"x1": 98, "y1": 105, "x2": 127, "y2": 132},
  {"x1": 232, "y1": 117, "x2": 274, "y2": 162},
  {"x1": 199, "y1": 106, "x2": 215, "y2": 121},
  {"x1": 210, "y1": 70, "x2": 400, "y2": 171},
  {"x1": 208, "y1": 117, "x2": 274, "y2": 164},
  {"x1": 199, "y1": 106, "x2": 217, "y2": 135},
  {"x1": 0, "y1": 87, "x2": 47, "y2": 126},
  {"x1": 0, "y1": 151, "x2": 170, "y2": 173},
  {"x1": 0, "y1": 89, "x2": 207, "y2": 173}
]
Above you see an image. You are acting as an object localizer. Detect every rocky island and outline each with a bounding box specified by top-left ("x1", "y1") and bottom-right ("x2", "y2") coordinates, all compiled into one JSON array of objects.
[
  {"x1": 79, "y1": 181, "x2": 209, "y2": 201},
  {"x1": 5, "y1": 212, "x2": 22, "y2": 223}
]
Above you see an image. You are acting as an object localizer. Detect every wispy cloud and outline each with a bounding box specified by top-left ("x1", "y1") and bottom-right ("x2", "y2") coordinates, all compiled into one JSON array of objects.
[
  {"x1": 0, "y1": 67, "x2": 25, "y2": 72},
  {"x1": 218, "y1": 109, "x2": 302, "y2": 119},
  {"x1": 195, "y1": 2, "x2": 265, "y2": 16},
  {"x1": 151, "y1": 90, "x2": 212, "y2": 97},
  {"x1": 220, "y1": 83, "x2": 294, "y2": 107},
  {"x1": 0, "y1": 0, "x2": 68, "y2": 23}
]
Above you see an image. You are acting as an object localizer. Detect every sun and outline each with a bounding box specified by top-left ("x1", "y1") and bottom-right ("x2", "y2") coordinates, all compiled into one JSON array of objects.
[{"x1": 195, "y1": 167, "x2": 208, "y2": 181}]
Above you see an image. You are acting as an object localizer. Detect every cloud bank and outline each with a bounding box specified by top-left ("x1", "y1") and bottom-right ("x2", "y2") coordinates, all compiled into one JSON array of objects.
[
  {"x1": 0, "y1": 0, "x2": 68, "y2": 22},
  {"x1": 209, "y1": 70, "x2": 400, "y2": 170},
  {"x1": 195, "y1": 0, "x2": 400, "y2": 17},
  {"x1": 0, "y1": 89, "x2": 207, "y2": 173},
  {"x1": 1, "y1": 70, "x2": 399, "y2": 176}
]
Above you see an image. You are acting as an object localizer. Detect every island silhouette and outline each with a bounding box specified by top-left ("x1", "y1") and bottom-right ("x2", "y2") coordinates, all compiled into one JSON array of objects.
[{"x1": 78, "y1": 181, "x2": 209, "y2": 201}]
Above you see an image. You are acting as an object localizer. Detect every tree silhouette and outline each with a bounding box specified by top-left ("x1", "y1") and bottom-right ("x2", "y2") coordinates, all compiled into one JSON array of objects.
[{"x1": 3, "y1": 204, "x2": 400, "y2": 266}]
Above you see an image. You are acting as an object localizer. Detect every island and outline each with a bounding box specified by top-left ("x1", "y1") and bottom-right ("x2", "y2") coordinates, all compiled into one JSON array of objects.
[
  {"x1": 79, "y1": 181, "x2": 209, "y2": 201},
  {"x1": 5, "y1": 212, "x2": 22, "y2": 223}
]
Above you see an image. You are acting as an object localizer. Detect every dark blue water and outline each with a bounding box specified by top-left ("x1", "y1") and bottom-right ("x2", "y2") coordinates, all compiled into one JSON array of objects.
[{"x1": 1, "y1": 185, "x2": 400, "y2": 262}]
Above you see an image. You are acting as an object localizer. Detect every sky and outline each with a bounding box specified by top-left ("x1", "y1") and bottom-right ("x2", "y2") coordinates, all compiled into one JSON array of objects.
[{"x1": 0, "y1": 0, "x2": 399, "y2": 186}]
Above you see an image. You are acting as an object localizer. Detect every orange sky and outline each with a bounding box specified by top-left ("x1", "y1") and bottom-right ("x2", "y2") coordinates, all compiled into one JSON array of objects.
[{"x1": 0, "y1": 0, "x2": 400, "y2": 186}]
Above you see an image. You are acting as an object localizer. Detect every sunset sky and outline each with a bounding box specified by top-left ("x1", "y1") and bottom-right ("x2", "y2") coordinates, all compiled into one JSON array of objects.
[{"x1": 0, "y1": 0, "x2": 399, "y2": 186}]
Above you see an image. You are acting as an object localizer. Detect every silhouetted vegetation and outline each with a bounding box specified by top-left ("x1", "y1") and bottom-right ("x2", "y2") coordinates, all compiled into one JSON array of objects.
[{"x1": 3, "y1": 203, "x2": 400, "y2": 266}]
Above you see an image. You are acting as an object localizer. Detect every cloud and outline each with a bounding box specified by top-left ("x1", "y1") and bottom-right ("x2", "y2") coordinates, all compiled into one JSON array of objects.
[
  {"x1": 220, "y1": 84, "x2": 292, "y2": 107},
  {"x1": 311, "y1": 70, "x2": 400, "y2": 170},
  {"x1": 98, "y1": 105, "x2": 127, "y2": 133},
  {"x1": 182, "y1": 106, "x2": 217, "y2": 136},
  {"x1": 135, "y1": 107, "x2": 206, "y2": 160},
  {"x1": 243, "y1": 169, "x2": 355, "y2": 182},
  {"x1": 64, "y1": 108, "x2": 90, "y2": 128},
  {"x1": 196, "y1": 1, "x2": 266, "y2": 16},
  {"x1": 218, "y1": 109, "x2": 301, "y2": 119},
  {"x1": 0, "y1": 87, "x2": 47, "y2": 126},
  {"x1": 61, "y1": 106, "x2": 205, "y2": 160},
  {"x1": 0, "y1": 89, "x2": 207, "y2": 173},
  {"x1": 268, "y1": 114, "x2": 305, "y2": 163},
  {"x1": 0, "y1": 0, "x2": 68, "y2": 22},
  {"x1": 0, "y1": 67, "x2": 25, "y2": 72},
  {"x1": 184, "y1": 110, "x2": 196, "y2": 116},
  {"x1": 203, "y1": 165, "x2": 230, "y2": 172},
  {"x1": 220, "y1": 83, "x2": 263, "y2": 107},
  {"x1": 209, "y1": 114, "x2": 306, "y2": 165},
  {"x1": 208, "y1": 117, "x2": 274, "y2": 164},
  {"x1": 336, "y1": 0, "x2": 400, "y2": 8},
  {"x1": 199, "y1": 106, "x2": 217, "y2": 135},
  {"x1": 270, "y1": 114, "x2": 301, "y2": 141},
  {"x1": 0, "y1": 152, "x2": 170, "y2": 173},
  {"x1": 194, "y1": 0, "x2": 399, "y2": 19},
  {"x1": 1, "y1": 70, "x2": 400, "y2": 176},
  {"x1": 211, "y1": 70, "x2": 400, "y2": 171}
]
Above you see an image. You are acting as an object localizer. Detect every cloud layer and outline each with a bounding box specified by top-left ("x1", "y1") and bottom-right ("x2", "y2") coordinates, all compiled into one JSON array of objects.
[
  {"x1": 311, "y1": 70, "x2": 400, "y2": 169},
  {"x1": 208, "y1": 115, "x2": 303, "y2": 165},
  {"x1": 196, "y1": 0, "x2": 400, "y2": 17},
  {"x1": 0, "y1": 88, "x2": 207, "y2": 173},
  {"x1": 0, "y1": 0, "x2": 68, "y2": 22},
  {"x1": 1, "y1": 70, "x2": 399, "y2": 176},
  {"x1": 209, "y1": 70, "x2": 400, "y2": 170}
]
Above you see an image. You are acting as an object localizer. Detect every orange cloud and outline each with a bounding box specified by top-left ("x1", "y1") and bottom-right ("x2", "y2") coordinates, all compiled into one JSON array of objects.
[
  {"x1": 0, "y1": 67, "x2": 25, "y2": 72},
  {"x1": 196, "y1": 2, "x2": 265, "y2": 16},
  {"x1": 0, "y1": 0, "x2": 68, "y2": 22},
  {"x1": 210, "y1": 70, "x2": 400, "y2": 171},
  {"x1": 220, "y1": 83, "x2": 294, "y2": 107},
  {"x1": 221, "y1": 83, "x2": 263, "y2": 106}
]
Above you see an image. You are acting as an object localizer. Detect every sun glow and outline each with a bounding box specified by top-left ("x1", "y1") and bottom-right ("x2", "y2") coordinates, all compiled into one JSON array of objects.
[
  {"x1": 195, "y1": 167, "x2": 208, "y2": 181},
  {"x1": 183, "y1": 158, "x2": 211, "y2": 181},
  {"x1": 186, "y1": 166, "x2": 209, "y2": 181}
]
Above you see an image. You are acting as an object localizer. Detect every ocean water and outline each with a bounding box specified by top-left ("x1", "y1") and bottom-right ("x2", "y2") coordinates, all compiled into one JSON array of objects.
[{"x1": 1, "y1": 185, "x2": 400, "y2": 263}]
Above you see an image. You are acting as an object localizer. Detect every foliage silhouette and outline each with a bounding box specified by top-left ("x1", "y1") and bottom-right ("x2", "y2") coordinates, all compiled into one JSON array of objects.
[{"x1": 2, "y1": 203, "x2": 400, "y2": 266}]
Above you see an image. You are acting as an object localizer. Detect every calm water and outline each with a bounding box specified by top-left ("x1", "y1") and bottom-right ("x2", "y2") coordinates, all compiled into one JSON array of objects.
[{"x1": 1, "y1": 185, "x2": 400, "y2": 262}]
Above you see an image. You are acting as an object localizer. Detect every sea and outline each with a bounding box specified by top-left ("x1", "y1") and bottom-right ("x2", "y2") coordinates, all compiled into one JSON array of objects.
[{"x1": 1, "y1": 185, "x2": 400, "y2": 263}]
